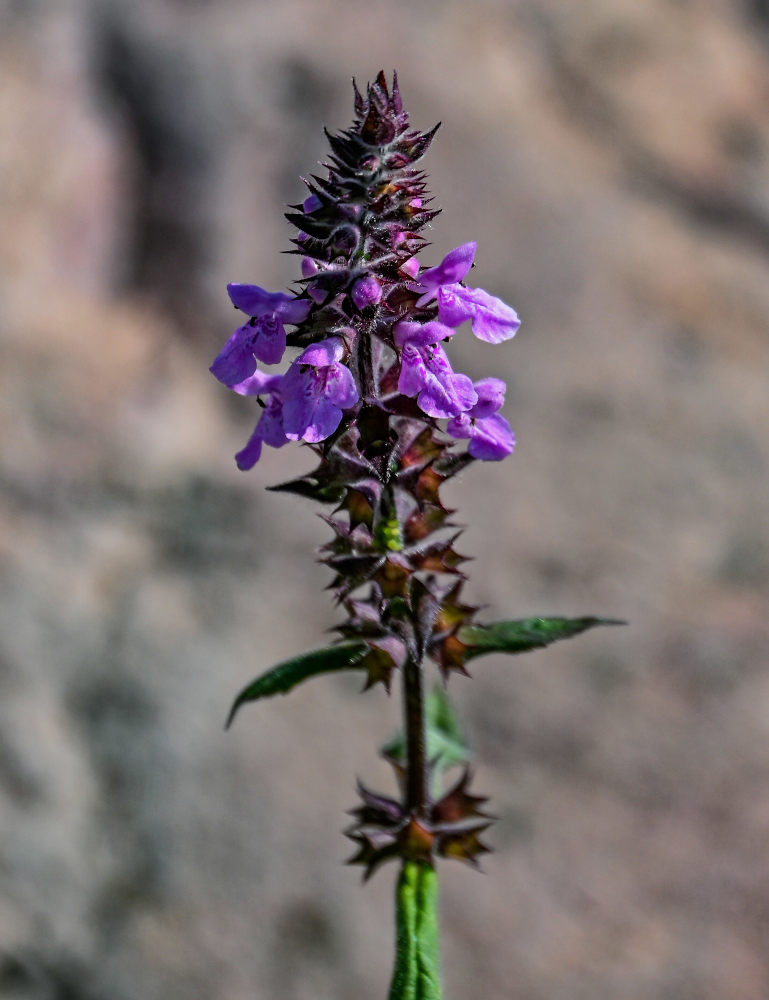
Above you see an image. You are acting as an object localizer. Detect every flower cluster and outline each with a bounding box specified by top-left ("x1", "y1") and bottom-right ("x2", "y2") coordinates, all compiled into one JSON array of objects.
[{"x1": 210, "y1": 121, "x2": 519, "y2": 469}]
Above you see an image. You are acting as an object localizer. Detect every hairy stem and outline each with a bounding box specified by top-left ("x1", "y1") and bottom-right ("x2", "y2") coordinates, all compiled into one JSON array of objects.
[
  {"x1": 388, "y1": 861, "x2": 442, "y2": 1000},
  {"x1": 403, "y1": 653, "x2": 427, "y2": 816},
  {"x1": 357, "y1": 328, "x2": 374, "y2": 399}
]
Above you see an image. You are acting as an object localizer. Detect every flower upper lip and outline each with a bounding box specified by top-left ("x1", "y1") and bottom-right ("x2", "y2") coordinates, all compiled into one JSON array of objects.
[
  {"x1": 408, "y1": 244, "x2": 520, "y2": 345},
  {"x1": 227, "y1": 283, "x2": 311, "y2": 324},
  {"x1": 411, "y1": 241, "x2": 477, "y2": 306}
]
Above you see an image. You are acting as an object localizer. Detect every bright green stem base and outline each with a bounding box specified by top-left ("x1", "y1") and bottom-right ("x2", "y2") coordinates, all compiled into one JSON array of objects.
[{"x1": 388, "y1": 861, "x2": 442, "y2": 1000}]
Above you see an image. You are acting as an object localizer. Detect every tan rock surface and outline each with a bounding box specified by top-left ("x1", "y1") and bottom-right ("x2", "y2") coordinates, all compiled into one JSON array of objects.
[{"x1": 1, "y1": 2, "x2": 768, "y2": 998}]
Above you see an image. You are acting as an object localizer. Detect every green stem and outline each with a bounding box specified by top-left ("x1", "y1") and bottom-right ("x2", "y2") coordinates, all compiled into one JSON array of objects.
[{"x1": 388, "y1": 861, "x2": 442, "y2": 1000}]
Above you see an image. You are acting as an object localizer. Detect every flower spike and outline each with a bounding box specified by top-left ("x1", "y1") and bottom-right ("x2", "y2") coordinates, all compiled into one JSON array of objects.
[{"x1": 211, "y1": 72, "x2": 622, "y2": 1000}]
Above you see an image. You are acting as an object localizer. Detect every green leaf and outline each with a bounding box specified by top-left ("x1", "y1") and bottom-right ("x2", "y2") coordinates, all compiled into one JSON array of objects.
[
  {"x1": 388, "y1": 861, "x2": 442, "y2": 1000},
  {"x1": 458, "y1": 616, "x2": 626, "y2": 661},
  {"x1": 226, "y1": 642, "x2": 368, "y2": 728},
  {"x1": 427, "y1": 685, "x2": 466, "y2": 752},
  {"x1": 382, "y1": 686, "x2": 471, "y2": 789}
]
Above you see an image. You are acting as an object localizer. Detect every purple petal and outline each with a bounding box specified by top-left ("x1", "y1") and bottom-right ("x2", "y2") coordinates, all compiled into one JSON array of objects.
[
  {"x1": 467, "y1": 413, "x2": 515, "y2": 461},
  {"x1": 227, "y1": 284, "x2": 311, "y2": 324},
  {"x1": 276, "y1": 297, "x2": 311, "y2": 324},
  {"x1": 397, "y1": 342, "x2": 429, "y2": 397},
  {"x1": 393, "y1": 320, "x2": 454, "y2": 350},
  {"x1": 227, "y1": 284, "x2": 287, "y2": 316},
  {"x1": 470, "y1": 377, "x2": 507, "y2": 418},
  {"x1": 422, "y1": 341, "x2": 460, "y2": 382},
  {"x1": 414, "y1": 242, "x2": 477, "y2": 304},
  {"x1": 257, "y1": 397, "x2": 289, "y2": 448},
  {"x1": 210, "y1": 325, "x2": 257, "y2": 385},
  {"x1": 417, "y1": 383, "x2": 456, "y2": 419},
  {"x1": 445, "y1": 412, "x2": 473, "y2": 440},
  {"x1": 416, "y1": 345, "x2": 478, "y2": 419},
  {"x1": 235, "y1": 425, "x2": 264, "y2": 470},
  {"x1": 303, "y1": 395, "x2": 343, "y2": 442},
  {"x1": 281, "y1": 357, "x2": 357, "y2": 443},
  {"x1": 301, "y1": 259, "x2": 328, "y2": 303},
  {"x1": 451, "y1": 373, "x2": 479, "y2": 412},
  {"x1": 303, "y1": 193, "x2": 322, "y2": 212},
  {"x1": 419, "y1": 373, "x2": 477, "y2": 420},
  {"x1": 393, "y1": 320, "x2": 421, "y2": 350},
  {"x1": 252, "y1": 315, "x2": 286, "y2": 365},
  {"x1": 229, "y1": 371, "x2": 283, "y2": 397},
  {"x1": 324, "y1": 362, "x2": 358, "y2": 409},
  {"x1": 280, "y1": 361, "x2": 351, "y2": 444},
  {"x1": 437, "y1": 284, "x2": 520, "y2": 343},
  {"x1": 234, "y1": 397, "x2": 290, "y2": 469},
  {"x1": 297, "y1": 336, "x2": 345, "y2": 368},
  {"x1": 281, "y1": 366, "x2": 317, "y2": 439}
]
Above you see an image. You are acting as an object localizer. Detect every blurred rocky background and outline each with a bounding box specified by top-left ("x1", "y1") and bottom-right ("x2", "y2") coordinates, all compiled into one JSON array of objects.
[{"x1": 1, "y1": 0, "x2": 768, "y2": 997}]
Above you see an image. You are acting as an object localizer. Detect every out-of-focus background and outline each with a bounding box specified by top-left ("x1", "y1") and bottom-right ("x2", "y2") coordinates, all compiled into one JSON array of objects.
[{"x1": 1, "y1": 1, "x2": 768, "y2": 997}]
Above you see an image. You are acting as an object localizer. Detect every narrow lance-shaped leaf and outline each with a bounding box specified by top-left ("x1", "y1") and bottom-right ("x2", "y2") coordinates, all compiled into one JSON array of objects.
[
  {"x1": 226, "y1": 642, "x2": 368, "y2": 728},
  {"x1": 458, "y1": 616, "x2": 625, "y2": 662}
]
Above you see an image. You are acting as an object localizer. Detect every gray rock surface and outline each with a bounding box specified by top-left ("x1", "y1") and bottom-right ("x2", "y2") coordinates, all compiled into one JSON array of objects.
[{"x1": 1, "y1": 1, "x2": 768, "y2": 997}]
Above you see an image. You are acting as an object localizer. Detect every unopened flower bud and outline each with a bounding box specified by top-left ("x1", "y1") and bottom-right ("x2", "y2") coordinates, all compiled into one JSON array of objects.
[{"x1": 351, "y1": 274, "x2": 382, "y2": 310}]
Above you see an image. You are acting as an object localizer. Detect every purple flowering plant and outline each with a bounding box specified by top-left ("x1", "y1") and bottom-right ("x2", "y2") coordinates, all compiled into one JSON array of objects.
[{"x1": 213, "y1": 73, "x2": 620, "y2": 999}]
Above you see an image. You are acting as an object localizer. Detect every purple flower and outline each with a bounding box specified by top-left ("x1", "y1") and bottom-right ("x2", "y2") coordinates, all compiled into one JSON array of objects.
[
  {"x1": 301, "y1": 258, "x2": 328, "y2": 303},
  {"x1": 226, "y1": 284, "x2": 311, "y2": 324},
  {"x1": 281, "y1": 337, "x2": 359, "y2": 443},
  {"x1": 210, "y1": 285, "x2": 312, "y2": 386},
  {"x1": 210, "y1": 318, "x2": 286, "y2": 383},
  {"x1": 393, "y1": 321, "x2": 477, "y2": 419},
  {"x1": 435, "y1": 285, "x2": 520, "y2": 345},
  {"x1": 414, "y1": 242, "x2": 476, "y2": 305},
  {"x1": 229, "y1": 370, "x2": 282, "y2": 398},
  {"x1": 227, "y1": 339, "x2": 358, "y2": 465},
  {"x1": 351, "y1": 274, "x2": 382, "y2": 310},
  {"x1": 446, "y1": 377, "x2": 515, "y2": 461},
  {"x1": 231, "y1": 372, "x2": 289, "y2": 470},
  {"x1": 413, "y1": 243, "x2": 520, "y2": 345}
]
